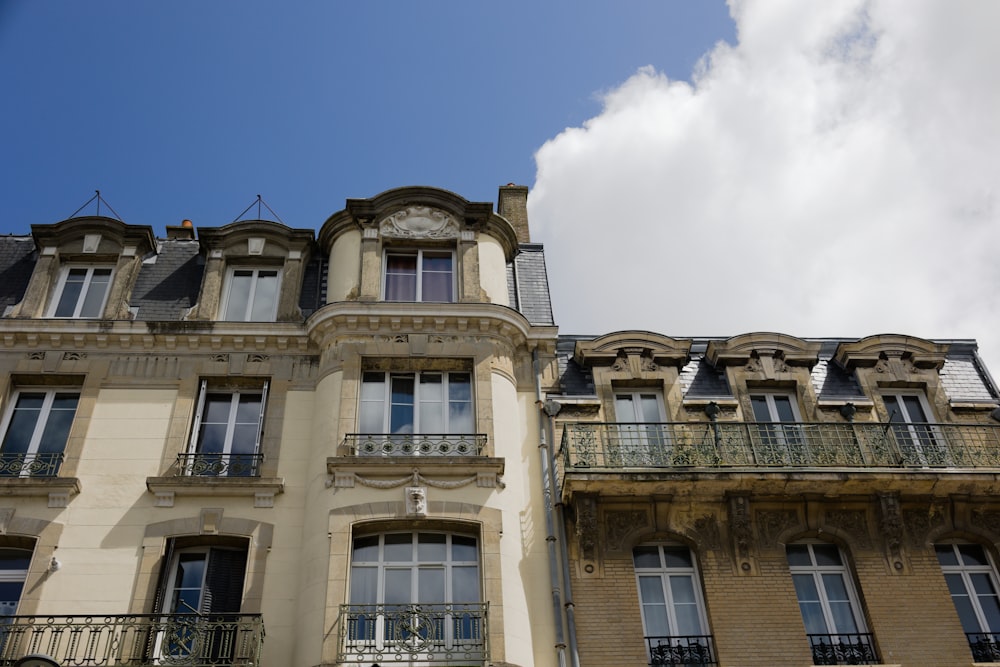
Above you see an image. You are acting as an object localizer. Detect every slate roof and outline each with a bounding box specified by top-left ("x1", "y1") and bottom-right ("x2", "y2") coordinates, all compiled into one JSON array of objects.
[
  {"x1": 0, "y1": 236, "x2": 36, "y2": 313},
  {"x1": 131, "y1": 239, "x2": 203, "y2": 321},
  {"x1": 507, "y1": 244, "x2": 554, "y2": 326}
]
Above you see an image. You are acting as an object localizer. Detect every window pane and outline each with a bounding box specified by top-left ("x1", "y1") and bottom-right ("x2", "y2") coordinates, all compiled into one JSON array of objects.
[
  {"x1": 793, "y1": 574, "x2": 829, "y2": 634},
  {"x1": 421, "y1": 272, "x2": 452, "y2": 302},
  {"x1": 452, "y1": 536, "x2": 477, "y2": 562},
  {"x1": 638, "y1": 577, "x2": 669, "y2": 637},
  {"x1": 751, "y1": 396, "x2": 772, "y2": 422},
  {"x1": 79, "y1": 269, "x2": 111, "y2": 317},
  {"x1": 786, "y1": 544, "x2": 812, "y2": 567},
  {"x1": 389, "y1": 376, "x2": 415, "y2": 434},
  {"x1": 662, "y1": 547, "x2": 693, "y2": 569},
  {"x1": 417, "y1": 533, "x2": 446, "y2": 561},
  {"x1": 959, "y1": 544, "x2": 990, "y2": 567},
  {"x1": 453, "y1": 565, "x2": 479, "y2": 602},
  {"x1": 936, "y1": 544, "x2": 960, "y2": 566},
  {"x1": 384, "y1": 569, "x2": 411, "y2": 605},
  {"x1": 633, "y1": 547, "x2": 662, "y2": 569},
  {"x1": 638, "y1": 395, "x2": 661, "y2": 423},
  {"x1": 352, "y1": 536, "x2": 379, "y2": 562},
  {"x1": 36, "y1": 395, "x2": 78, "y2": 453},
  {"x1": 224, "y1": 272, "x2": 253, "y2": 320},
  {"x1": 1, "y1": 394, "x2": 45, "y2": 454},
  {"x1": 54, "y1": 269, "x2": 87, "y2": 317},
  {"x1": 773, "y1": 396, "x2": 796, "y2": 423},
  {"x1": 813, "y1": 544, "x2": 843, "y2": 567},
  {"x1": 385, "y1": 255, "x2": 417, "y2": 301},
  {"x1": 249, "y1": 271, "x2": 278, "y2": 321},
  {"x1": 418, "y1": 567, "x2": 445, "y2": 605},
  {"x1": 639, "y1": 576, "x2": 666, "y2": 604},
  {"x1": 360, "y1": 374, "x2": 386, "y2": 433},
  {"x1": 384, "y1": 534, "x2": 412, "y2": 562},
  {"x1": 349, "y1": 566, "x2": 377, "y2": 604},
  {"x1": 902, "y1": 395, "x2": 928, "y2": 422}
]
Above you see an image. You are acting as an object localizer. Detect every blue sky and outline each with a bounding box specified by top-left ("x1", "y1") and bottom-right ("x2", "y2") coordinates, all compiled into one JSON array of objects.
[
  {"x1": 0, "y1": 1, "x2": 733, "y2": 229},
  {"x1": 2, "y1": 1, "x2": 999, "y2": 370}
]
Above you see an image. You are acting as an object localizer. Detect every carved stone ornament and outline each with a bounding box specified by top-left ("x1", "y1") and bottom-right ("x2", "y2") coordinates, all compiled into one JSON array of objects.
[
  {"x1": 757, "y1": 509, "x2": 798, "y2": 548},
  {"x1": 575, "y1": 496, "x2": 598, "y2": 562},
  {"x1": 604, "y1": 510, "x2": 649, "y2": 552},
  {"x1": 824, "y1": 510, "x2": 871, "y2": 548},
  {"x1": 406, "y1": 486, "x2": 427, "y2": 517},
  {"x1": 690, "y1": 515, "x2": 721, "y2": 550},
  {"x1": 728, "y1": 495, "x2": 753, "y2": 570},
  {"x1": 970, "y1": 508, "x2": 1000, "y2": 538},
  {"x1": 878, "y1": 492, "x2": 906, "y2": 571},
  {"x1": 379, "y1": 206, "x2": 460, "y2": 240},
  {"x1": 904, "y1": 503, "x2": 947, "y2": 547}
]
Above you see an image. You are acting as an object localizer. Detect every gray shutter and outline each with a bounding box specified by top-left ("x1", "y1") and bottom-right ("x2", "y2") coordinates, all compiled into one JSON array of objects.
[{"x1": 203, "y1": 547, "x2": 248, "y2": 614}]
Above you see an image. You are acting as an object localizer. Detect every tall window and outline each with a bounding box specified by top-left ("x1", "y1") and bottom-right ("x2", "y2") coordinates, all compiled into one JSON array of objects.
[
  {"x1": 222, "y1": 268, "x2": 280, "y2": 321},
  {"x1": 750, "y1": 392, "x2": 805, "y2": 464},
  {"x1": 346, "y1": 532, "x2": 484, "y2": 662},
  {"x1": 185, "y1": 381, "x2": 267, "y2": 477},
  {"x1": 0, "y1": 390, "x2": 79, "y2": 477},
  {"x1": 786, "y1": 542, "x2": 877, "y2": 665},
  {"x1": 936, "y1": 543, "x2": 1000, "y2": 661},
  {"x1": 49, "y1": 266, "x2": 113, "y2": 318},
  {"x1": 632, "y1": 544, "x2": 715, "y2": 665},
  {"x1": 0, "y1": 548, "x2": 31, "y2": 615},
  {"x1": 359, "y1": 371, "x2": 472, "y2": 436},
  {"x1": 882, "y1": 392, "x2": 946, "y2": 465},
  {"x1": 613, "y1": 390, "x2": 670, "y2": 466},
  {"x1": 383, "y1": 250, "x2": 454, "y2": 302}
]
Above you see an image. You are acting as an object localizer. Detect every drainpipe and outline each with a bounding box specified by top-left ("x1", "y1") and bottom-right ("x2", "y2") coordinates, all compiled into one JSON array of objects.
[{"x1": 533, "y1": 347, "x2": 567, "y2": 667}]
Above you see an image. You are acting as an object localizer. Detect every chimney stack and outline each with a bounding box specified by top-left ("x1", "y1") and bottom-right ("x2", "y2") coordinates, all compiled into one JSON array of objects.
[{"x1": 497, "y1": 184, "x2": 530, "y2": 244}]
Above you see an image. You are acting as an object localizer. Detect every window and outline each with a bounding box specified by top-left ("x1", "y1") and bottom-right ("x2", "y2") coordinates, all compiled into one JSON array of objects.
[
  {"x1": 383, "y1": 250, "x2": 454, "y2": 302},
  {"x1": 155, "y1": 544, "x2": 249, "y2": 663},
  {"x1": 221, "y1": 268, "x2": 280, "y2": 321},
  {"x1": 632, "y1": 544, "x2": 715, "y2": 665},
  {"x1": 749, "y1": 392, "x2": 805, "y2": 464},
  {"x1": 356, "y1": 371, "x2": 476, "y2": 455},
  {"x1": 0, "y1": 390, "x2": 78, "y2": 477},
  {"x1": 936, "y1": 543, "x2": 1000, "y2": 661},
  {"x1": 786, "y1": 542, "x2": 877, "y2": 665},
  {"x1": 48, "y1": 266, "x2": 112, "y2": 318},
  {"x1": 346, "y1": 532, "x2": 485, "y2": 662},
  {"x1": 185, "y1": 381, "x2": 267, "y2": 477},
  {"x1": 613, "y1": 390, "x2": 670, "y2": 466},
  {"x1": 882, "y1": 392, "x2": 946, "y2": 465},
  {"x1": 0, "y1": 548, "x2": 31, "y2": 616}
]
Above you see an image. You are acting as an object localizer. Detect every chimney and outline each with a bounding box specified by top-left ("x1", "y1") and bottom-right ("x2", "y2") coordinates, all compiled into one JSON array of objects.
[
  {"x1": 166, "y1": 219, "x2": 196, "y2": 240},
  {"x1": 497, "y1": 183, "x2": 530, "y2": 244}
]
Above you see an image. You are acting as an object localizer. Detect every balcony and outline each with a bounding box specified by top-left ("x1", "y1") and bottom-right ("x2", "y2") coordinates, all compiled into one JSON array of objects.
[
  {"x1": 337, "y1": 602, "x2": 489, "y2": 665},
  {"x1": 0, "y1": 613, "x2": 264, "y2": 666},
  {"x1": 177, "y1": 452, "x2": 264, "y2": 478},
  {"x1": 0, "y1": 453, "x2": 63, "y2": 477},
  {"x1": 343, "y1": 433, "x2": 488, "y2": 457},
  {"x1": 808, "y1": 633, "x2": 878, "y2": 665},
  {"x1": 968, "y1": 632, "x2": 1000, "y2": 662},
  {"x1": 645, "y1": 635, "x2": 717, "y2": 665}
]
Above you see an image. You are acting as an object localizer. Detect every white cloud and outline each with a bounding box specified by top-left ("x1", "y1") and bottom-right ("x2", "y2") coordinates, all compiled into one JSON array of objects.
[{"x1": 530, "y1": 0, "x2": 1000, "y2": 371}]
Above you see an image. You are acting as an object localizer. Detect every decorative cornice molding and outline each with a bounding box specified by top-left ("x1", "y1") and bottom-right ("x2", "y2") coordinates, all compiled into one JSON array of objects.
[
  {"x1": 705, "y1": 333, "x2": 821, "y2": 368},
  {"x1": 574, "y1": 331, "x2": 692, "y2": 368},
  {"x1": 833, "y1": 335, "x2": 949, "y2": 370}
]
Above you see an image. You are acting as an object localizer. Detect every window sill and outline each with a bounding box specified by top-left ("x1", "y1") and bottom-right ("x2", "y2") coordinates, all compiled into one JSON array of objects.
[
  {"x1": 0, "y1": 476, "x2": 80, "y2": 508},
  {"x1": 145, "y1": 476, "x2": 284, "y2": 508},
  {"x1": 327, "y1": 456, "x2": 505, "y2": 491}
]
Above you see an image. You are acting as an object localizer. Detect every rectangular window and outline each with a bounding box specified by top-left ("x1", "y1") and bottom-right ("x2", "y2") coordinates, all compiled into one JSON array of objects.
[
  {"x1": 936, "y1": 543, "x2": 1000, "y2": 661},
  {"x1": 49, "y1": 266, "x2": 113, "y2": 318},
  {"x1": 0, "y1": 389, "x2": 79, "y2": 477},
  {"x1": 222, "y1": 268, "x2": 280, "y2": 321},
  {"x1": 383, "y1": 250, "x2": 454, "y2": 302},
  {"x1": 883, "y1": 392, "x2": 947, "y2": 465},
  {"x1": 613, "y1": 390, "x2": 670, "y2": 466},
  {"x1": 786, "y1": 542, "x2": 877, "y2": 665},
  {"x1": 185, "y1": 381, "x2": 267, "y2": 477},
  {"x1": 750, "y1": 392, "x2": 806, "y2": 465},
  {"x1": 356, "y1": 371, "x2": 476, "y2": 455}
]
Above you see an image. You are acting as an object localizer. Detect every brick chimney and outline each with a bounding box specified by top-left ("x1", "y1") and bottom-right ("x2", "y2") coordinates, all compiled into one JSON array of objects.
[{"x1": 497, "y1": 184, "x2": 530, "y2": 244}]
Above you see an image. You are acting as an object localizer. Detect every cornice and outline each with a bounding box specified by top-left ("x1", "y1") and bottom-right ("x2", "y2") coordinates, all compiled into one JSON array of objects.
[
  {"x1": 574, "y1": 330, "x2": 692, "y2": 368},
  {"x1": 705, "y1": 332, "x2": 822, "y2": 368},
  {"x1": 833, "y1": 334, "x2": 950, "y2": 370}
]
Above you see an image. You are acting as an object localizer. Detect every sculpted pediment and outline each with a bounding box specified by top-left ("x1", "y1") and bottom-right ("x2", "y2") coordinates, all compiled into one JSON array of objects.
[
  {"x1": 834, "y1": 334, "x2": 949, "y2": 370},
  {"x1": 379, "y1": 206, "x2": 460, "y2": 240},
  {"x1": 705, "y1": 333, "x2": 821, "y2": 368}
]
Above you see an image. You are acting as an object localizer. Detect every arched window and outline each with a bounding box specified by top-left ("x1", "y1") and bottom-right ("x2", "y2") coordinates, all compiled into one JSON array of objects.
[
  {"x1": 345, "y1": 532, "x2": 485, "y2": 663},
  {"x1": 632, "y1": 543, "x2": 715, "y2": 665},
  {"x1": 786, "y1": 541, "x2": 877, "y2": 665},
  {"x1": 935, "y1": 542, "x2": 1000, "y2": 661}
]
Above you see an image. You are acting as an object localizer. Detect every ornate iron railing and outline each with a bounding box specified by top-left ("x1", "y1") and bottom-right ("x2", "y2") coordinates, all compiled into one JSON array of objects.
[
  {"x1": 645, "y1": 634, "x2": 717, "y2": 665},
  {"x1": 808, "y1": 632, "x2": 878, "y2": 665},
  {"x1": 337, "y1": 602, "x2": 488, "y2": 664},
  {"x1": 0, "y1": 453, "x2": 63, "y2": 477},
  {"x1": 968, "y1": 632, "x2": 1000, "y2": 662},
  {"x1": 0, "y1": 613, "x2": 264, "y2": 666},
  {"x1": 177, "y1": 453, "x2": 263, "y2": 478},
  {"x1": 561, "y1": 422, "x2": 1000, "y2": 470},
  {"x1": 344, "y1": 434, "x2": 487, "y2": 457}
]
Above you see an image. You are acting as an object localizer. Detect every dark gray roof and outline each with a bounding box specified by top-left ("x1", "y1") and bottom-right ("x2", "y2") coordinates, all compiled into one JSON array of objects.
[
  {"x1": 132, "y1": 239, "x2": 203, "y2": 321},
  {"x1": 811, "y1": 341, "x2": 865, "y2": 399},
  {"x1": 299, "y1": 255, "x2": 326, "y2": 318},
  {"x1": 0, "y1": 236, "x2": 36, "y2": 313},
  {"x1": 554, "y1": 337, "x2": 595, "y2": 396},
  {"x1": 507, "y1": 244, "x2": 554, "y2": 326},
  {"x1": 940, "y1": 342, "x2": 998, "y2": 403},
  {"x1": 679, "y1": 358, "x2": 732, "y2": 398}
]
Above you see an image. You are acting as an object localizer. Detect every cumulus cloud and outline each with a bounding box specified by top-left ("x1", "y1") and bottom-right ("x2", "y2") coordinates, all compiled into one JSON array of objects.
[{"x1": 530, "y1": 0, "x2": 1000, "y2": 370}]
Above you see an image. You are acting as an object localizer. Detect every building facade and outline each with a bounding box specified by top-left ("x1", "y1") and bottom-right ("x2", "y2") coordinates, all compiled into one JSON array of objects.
[{"x1": 0, "y1": 184, "x2": 998, "y2": 667}]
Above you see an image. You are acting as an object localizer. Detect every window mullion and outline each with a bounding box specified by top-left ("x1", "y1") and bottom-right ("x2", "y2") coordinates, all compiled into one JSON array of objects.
[
  {"x1": 964, "y1": 569, "x2": 991, "y2": 631},
  {"x1": 244, "y1": 271, "x2": 259, "y2": 321},
  {"x1": 415, "y1": 250, "x2": 424, "y2": 301},
  {"x1": 188, "y1": 380, "x2": 209, "y2": 454},
  {"x1": 222, "y1": 393, "x2": 240, "y2": 455},
  {"x1": 25, "y1": 391, "x2": 55, "y2": 457}
]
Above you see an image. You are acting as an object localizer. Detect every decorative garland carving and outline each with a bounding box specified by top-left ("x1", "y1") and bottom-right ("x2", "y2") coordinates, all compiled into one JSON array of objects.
[
  {"x1": 824, "y1": 510, "x2": 871, "y2": 547},
  {"x1": 575, "y1": 496, "x2": 598, "y2": 563},
  {"x1": 605, "y1": 510, "x2": 648, "y2": 552},
  {"x1": 728, "y1": 495, "x2": 753, "y2": 571},
  {"x1": 756, "y1": 510, "x2": 798, "y2": 548},
  {"x1": 380, "y1": 206, "x2": 460, "y2": 240},
  {"x1": 63, "y1": 351, "x2": 87, "y2": 361},
  {"x1": 878, "y1": 492, "x2": 905, "y2": 571},
  {"x1": 333, "y1": 469, "x2": 504, "y2": 492}
]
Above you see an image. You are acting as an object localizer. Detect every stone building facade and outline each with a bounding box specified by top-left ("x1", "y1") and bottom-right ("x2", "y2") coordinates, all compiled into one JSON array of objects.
[{"x1": 0, "y1": 184, "x2": 998, "y2": 667}]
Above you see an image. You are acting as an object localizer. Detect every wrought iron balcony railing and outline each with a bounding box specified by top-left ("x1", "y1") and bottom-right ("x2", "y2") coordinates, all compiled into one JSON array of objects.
[
  {"x1": 0, "y1": 453, "x2": 63, "y2": 478},
  {"x1": 0, "y1": 613, "x2": 264, "y2": 666},
  {"x1": 337, "y1": 602, "x2": 488, "y2": 665},
  {"x1": 808, "y1": 632, "x2": 879, "y2": 665},
  {"x1": 177, "y1": 452, "x2": 263, "y2": 478},
  {"x1": 560, "y1": 421, "x2": 1000, "y2": 470},
  {"x1": 645, "y1": 634, "x2": 717, "y2": 665},
  {"x1": 968, "y1": 632, "x2": 1000, "y2": 662},
  {"x1": 343, "y1": 434, "x2": 487, "y2": 457}
]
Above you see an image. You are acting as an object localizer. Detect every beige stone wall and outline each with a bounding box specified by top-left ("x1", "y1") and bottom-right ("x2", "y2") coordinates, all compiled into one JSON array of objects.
[{"x1": 478, "y1": 235, "x2": 509, "y2": 307}]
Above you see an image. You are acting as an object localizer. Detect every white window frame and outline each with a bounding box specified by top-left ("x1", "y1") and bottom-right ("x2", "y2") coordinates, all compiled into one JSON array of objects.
[
  {"x1": 220, "y1": 267, "x2": 281, "y2": 322},
  {"x1": 632, "y1": 543, "x2": 712, "y2": 662},
  {"x1": 382, "y1": 249, "x2": 455, "y2": 303},
  {"x1": 359, "y1": 371, "x2": 473, "y2": 435},
  {"x1": 749, "y1": 391, "x2": 806, "y2": 464},
  {"x1": 936, "y1": 542, "x2": 1000, "y2": 636},
  {"x1": 0, "y1": 547, "x2": 32, "y2": 616},
  {"x1": 0, "y1": 388, "x2": 79, "y2": 477},
  {"x1": 348, "y1": 532, "x2": 482, "y2": 654},
  {"x1": 613, "y1": 389, "x2": 670, "y2": 465},
  {"x1": 786, "y1": 541, "x2": 869, "y2": 640},
  {"x1": 881, "y1": 391, "x2": 946, "y2": 465},
  {"x1": 186, "y1": 381, "x2": 268, "y2": 476},
  {"x1": 47, "y1": 265, "x2": 114, "y2": 318}
]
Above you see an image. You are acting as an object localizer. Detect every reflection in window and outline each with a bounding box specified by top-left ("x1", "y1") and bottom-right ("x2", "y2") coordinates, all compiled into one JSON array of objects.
[
  {"x1": 360, "y1": 372, "x2": 472, "y2": 436},
  {"x1": 185, "y1": 381, "x2": 267, "y2": 477},
  {"x1": 937, "y1": 543, "x2": 1000, "y2": 661},
  {"x1": 222, "y1": 269, "x2": 280, "y2": 321},
  {"x1": 0, "y1": 548, "x2": 31, "y2": 615},
  {"x1": 50, "y1": 267, "x2": 112, "y2": 318},
  {"x1": 0, "y1": 390, "x2": 78, "y2": 477},
  {"x1": 384, "y1": 251, "x2": 453, "y2": 302}
]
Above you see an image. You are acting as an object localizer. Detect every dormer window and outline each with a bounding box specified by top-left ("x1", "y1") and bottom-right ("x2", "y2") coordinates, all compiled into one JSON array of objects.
[
  {"x1": 48, "y1": 266, "x2": 113, "y2": 318},
  {"x1": 221, "y1": 268, "x2": 281, "y2": 322},
  {"x1": 383, "y1": 250, "x2": 454, "y2": 302}
]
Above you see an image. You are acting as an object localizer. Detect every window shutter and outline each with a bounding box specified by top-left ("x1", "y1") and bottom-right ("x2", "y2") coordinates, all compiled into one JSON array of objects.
[
  {"x1": 188, "y1": 380, "x2": 209, "y2": 453},
  {"x1": 203, "y1": 547, "x2": 248, "y2": 614},
  {"x1": 255, "y1": 380, "x2": 269, "y2": 454}
]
